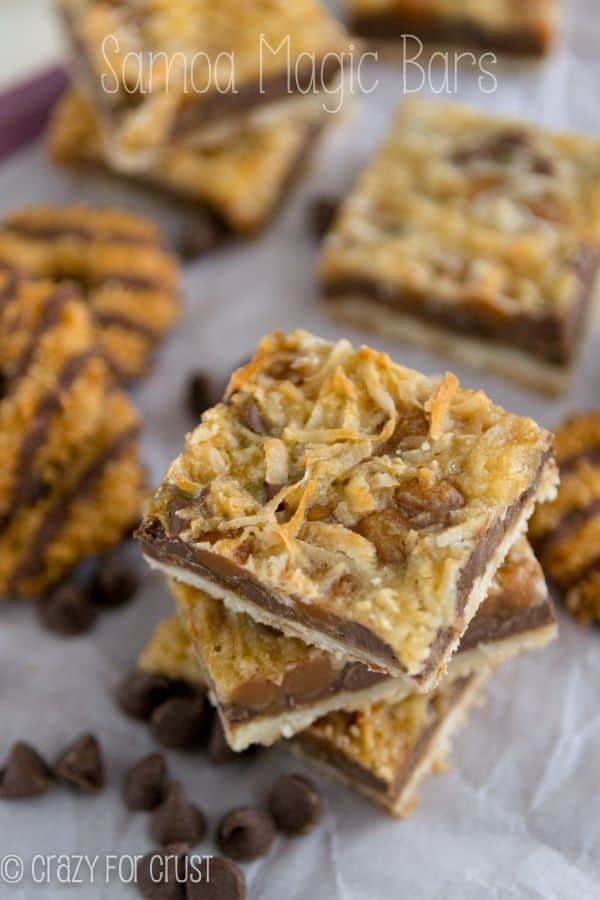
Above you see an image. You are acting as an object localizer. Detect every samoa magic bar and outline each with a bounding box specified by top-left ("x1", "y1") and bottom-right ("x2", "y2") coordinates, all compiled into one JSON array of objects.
[
  {"x1": 137, "y1": 329, "x2": 557, "y2": 686},
  {"x1": 171, "y1": 538, "x2": 556, "y2": 750},
  {"x1": 320, "y1": 101, "x2": 600, "y2": 394}
]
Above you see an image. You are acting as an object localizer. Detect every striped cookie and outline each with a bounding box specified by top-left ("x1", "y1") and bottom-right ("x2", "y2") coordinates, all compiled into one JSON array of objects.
[
  {"x1": 529, "y1": 409, "x2": 600, "y2": 624},
  {"x1": 0, "y1": 272, "x2": 145, "y2": 598},
  {"x1": 0, "y1": 205, "x2": 180, "y2": 382}
]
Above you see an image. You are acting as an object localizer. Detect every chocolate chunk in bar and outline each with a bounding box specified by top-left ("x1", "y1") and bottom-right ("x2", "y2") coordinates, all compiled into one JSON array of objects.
[
  {"x1": 320, "y1": 102, "x2": 600, "y2": 395},
  {"x1": 0, "y1": 742, "x2": 53, "y2": 799},
  {"x1": 123, "y1": 752, "x2": 170, "y2": 811},
  {"x1": 54, "y1": 733, "x2": 105, "y2": 792},
  {"x1": 137, "y1": 330, "x2": 556, "y2": 686},
  {"x1": 151, "y1": 783, "x2": 206, "y2": 847},
  {"x1": 268, "y1": 774, "x2": 322, "y2": 834},
  {"x1": 217, "y1": 807, "x2": 275, "y2": 862}
]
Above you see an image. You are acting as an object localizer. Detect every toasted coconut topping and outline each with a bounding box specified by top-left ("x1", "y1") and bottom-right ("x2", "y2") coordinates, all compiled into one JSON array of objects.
[{"x1": 143, "y1": 330, "x2": 553, "y2": 672}]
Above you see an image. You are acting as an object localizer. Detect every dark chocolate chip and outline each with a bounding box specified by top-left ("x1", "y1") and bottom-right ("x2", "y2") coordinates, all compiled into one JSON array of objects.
[
  {"x1": 151, "y1": 783, "x2": 206, "y2": 847},
  {"x1": 264, "y1": 481, "x2": 284, "y2": 501},
  {"x1": 93, "y1": 556, "x2": 138, "y2": 608},
  {"x1": 137, "y1": 843, "x2": 188, "y2": 900},
  {"x1": 308, "y1": 195, "x2": 339, "y2": 240},
  {"x1": 187, "y1": 372, "x2": 214, "y2": 420},
  {"x1": 36, "y1": 583, "x2": 98, "y2": 636},
  {"x1": 54, "y1": 733, "x2": 104, "y2": 792},
  {"x1": 186, "y1": 856, "x2": 246, "y2": 900},
  {"x1": 179, "y1": 216, "x2": 224, "y2": 261},
  {"x1": 208, "y1": 717, "x2": 237, "y2": 765},
  {"x1": 240, "y1": 400, "x2": 267, "y2": 435},
  {"x1": 117, "y1": 671, "x2": 186, "y2": 721},
  {"x1": 150, "y1": 696, "x2": 210, "y2": 750},
  {"x1": 123, "y1": 752, "x2": 169, "y2": 811},
  {"x1": 0, "y1": 742, "x2": 53, "y2": 799},
  {"x1": 268, "y1": 773, "x2": 322, "y2": 835},
  {"x1": 216, "y1": 807, "x2": 275, "y2": 862}
]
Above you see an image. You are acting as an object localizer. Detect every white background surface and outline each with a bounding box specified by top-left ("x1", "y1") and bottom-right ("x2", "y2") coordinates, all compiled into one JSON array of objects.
[{"x1": 0, "y1": 1, "x2": 599, "y2": 897}]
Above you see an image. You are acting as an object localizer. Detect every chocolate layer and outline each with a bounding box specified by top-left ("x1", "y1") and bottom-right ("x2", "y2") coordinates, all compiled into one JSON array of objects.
[
  {"x1": 324, "y1": 247, "x2": 599, "y2": 367},
  {"x1": 137, "y1": 450, "x2": 550, "y2": 677},
  {"x1": 224, "y1": 659, "x2": 387, "y2": 726},
  {"x1": 294, "y1": 676, "x2": 473, "y2": 803},
  {"x1": 352, "y1": 12, "x2": 551, "y2": 55}
]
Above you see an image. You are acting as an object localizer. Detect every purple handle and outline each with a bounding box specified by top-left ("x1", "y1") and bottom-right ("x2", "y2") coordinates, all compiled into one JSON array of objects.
[{"x1": 0, "y1": 64, "x2": 69, "y2": 162}]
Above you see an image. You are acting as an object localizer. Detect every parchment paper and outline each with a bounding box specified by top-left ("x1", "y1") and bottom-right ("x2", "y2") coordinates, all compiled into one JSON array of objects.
[{"x1": 0, "y1": 1, "x2": 599, "y2": 896}]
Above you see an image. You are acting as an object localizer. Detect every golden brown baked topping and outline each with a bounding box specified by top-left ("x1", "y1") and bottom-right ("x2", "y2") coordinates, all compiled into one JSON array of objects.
[
  {"x1": 320, "y1": 101, "x2": 600, "y2": 318},
  {"x1": 143, "y1": 330, "x2": 554, "y2": 672}
]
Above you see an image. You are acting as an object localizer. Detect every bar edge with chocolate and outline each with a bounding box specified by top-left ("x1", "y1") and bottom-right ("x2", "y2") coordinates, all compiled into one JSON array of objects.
[{"x1": 137, "y1": 448, "x2": 557, "y2": 685}]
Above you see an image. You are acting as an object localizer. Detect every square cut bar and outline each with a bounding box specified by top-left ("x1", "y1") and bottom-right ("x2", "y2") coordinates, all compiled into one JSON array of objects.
[
  {"x1": 172, "y1": 537, "x2": 556, "y2": 750},
  {"x1": 351, "y1": 0, "x2": 557, "y2": 55},
  {"x1": 136, "y1": 329, "x2": 557, "y2": 685},
  {"x1": 49, "y1": 87, "x2": 327, "y2": 237},
  {"x1": 530, "y1": 409, "x2": 600, "y2": 625},
  {"x1": 291, "y1": 671, "x2": 488, "y2": 818},
  {"x1": 320, "y1": 101, "x2": 600, "y2": 395},
  {"x1": 58, "y1": 0, "x2": 349, "y2": 167},
  {"x1": 135, "y1": 622, "x2": 488, "y2": 818}
]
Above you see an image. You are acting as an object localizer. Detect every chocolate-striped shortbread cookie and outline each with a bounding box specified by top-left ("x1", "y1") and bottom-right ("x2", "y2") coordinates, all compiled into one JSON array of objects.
[
  {"x1": 530, "y1": 409, "x2": 600, "y2": 624},
  {"x1": 0, "y1": 205, "x2": 180, "y2": 382},
  {"x1": 0, "y1": 272, "x2": 145, "y2": 598}
]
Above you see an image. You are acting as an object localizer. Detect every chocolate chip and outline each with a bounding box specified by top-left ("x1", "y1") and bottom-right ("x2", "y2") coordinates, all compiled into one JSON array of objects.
[
  {"x1": 93, "y1": 556, "x2": 138, "y2": 608},
  {"x1": 309, "y1": 195, "x2": 339, "y2": 240},
  {"x1": 151, "y1": 783, "x2": 206, "y2": 847},
  {"x1": 117, "y1": 671, "x2": 186, "y2": 721},
  {"x1": 186, "y1": 372, "x2": 214, "y2": 420},
  {"x1": 240, "y1": 400, "x2": 267, "y2": 435},
  {"x1": 0, "y1": 742, "x2": 53, "y2": 799},
  {"x1": 36, "y1": 583, "x2": 98, "y2": 636},
  {"x1": 216, "y1": 807, "x2": 275, "y2": 862},
  {"x1": 186, "y1": 856, "x2": 245, "y2": 900},
  {"x1": 179, "y1": 216, "x2": 224, "y2": 261},
  {"x1": 123, "y1": 752, "x2": 169, "y2": 811},
  {"x1": 151, "y1": 696, "x2": 210, "y2": 750},
  {"x1": 137, "y1": 843, "x2": 188, "y2": 900},
  {"x1": 208, "y1": 717, "x2": 237, "y2": 765},
  {"x1": 54, "y1": 733, "x2": 104, "y2": 792},
  {"x1": 268, "y1": 774, "x2": 322, "y2": 835}
]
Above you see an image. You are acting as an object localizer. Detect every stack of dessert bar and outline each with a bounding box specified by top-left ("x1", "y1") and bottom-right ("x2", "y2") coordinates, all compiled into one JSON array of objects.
[
  {"x1": 135, "y1": 329, "x2": 558, "y2": 816},
  {"x1": 320, "y1": 100, "x2": 600, "y2": 395},
  {"x1": 49, "y1": 0, "x2": 350, "y2": 243}
]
